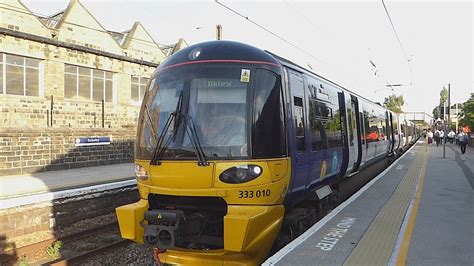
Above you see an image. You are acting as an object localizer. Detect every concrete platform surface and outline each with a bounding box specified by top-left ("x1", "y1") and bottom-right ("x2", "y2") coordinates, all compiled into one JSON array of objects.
[
  {"x1": 0, "y1": 163, "x2": 134, "y2": 199},
  {"x1": 264, "y1": 141, "x2": 473, "y2": 266},
  {"x1": 405, "y1": 141, "x2": 473, "y2": 265}
]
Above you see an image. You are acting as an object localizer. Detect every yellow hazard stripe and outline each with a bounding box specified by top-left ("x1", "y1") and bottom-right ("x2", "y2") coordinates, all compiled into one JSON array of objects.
[{"x1": 396, "y1": 143, "x2": 429, "y2": 266}]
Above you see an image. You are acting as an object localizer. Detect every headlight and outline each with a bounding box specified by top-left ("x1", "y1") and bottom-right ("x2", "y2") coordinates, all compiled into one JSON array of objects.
[
  {"x1": 135, "y1": 163, "x2": 149, "y2": 181},
  {"x1": 219, "y1": 164, "x2": 263, "y2": 184}
]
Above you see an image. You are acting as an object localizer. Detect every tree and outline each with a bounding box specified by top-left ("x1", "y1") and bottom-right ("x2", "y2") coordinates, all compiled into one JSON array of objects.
[
  {"x1": 432, "y1": 87, "x2": 449, "y2": 119},
  {"x1": 439, "y1": 87, "x2": 448, "y2": 105},
  {"x1": 383, "y1": 94, "x2": 404, "y2": 113},
  {"x1": 459, "y1": 93, "x2": 474, "y2": 130},
  {"x1": 432, "y1": 106, "x2": 440, "y2": 119}
]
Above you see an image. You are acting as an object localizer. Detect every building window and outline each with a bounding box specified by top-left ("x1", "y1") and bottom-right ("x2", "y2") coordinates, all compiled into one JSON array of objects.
[
  {"x1": 64, "y1": 64, "x2": 114, "y2": 102},
  {"x1": 131, "y1": 76, "x2": 149, "y2": 104},
  {"x1": 0, "y1": 53, "x2": 41, "y2": 96}
]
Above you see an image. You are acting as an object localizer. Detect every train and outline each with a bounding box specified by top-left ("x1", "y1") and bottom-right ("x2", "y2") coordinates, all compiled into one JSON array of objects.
[{"x1": 116, "y1": 40, "x2": 420, "y2": 265}]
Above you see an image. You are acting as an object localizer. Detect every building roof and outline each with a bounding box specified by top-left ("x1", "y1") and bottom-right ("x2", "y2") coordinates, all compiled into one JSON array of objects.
[
  {"x1": 159, "y1": 38, "x2": 189, "y2": 56},
  {"x1": 108, "y1": 30, "x2": 129, "y2": 46},
  {"x1": 13, "y1": 0, "x2": 187, "y2": 62},
  {"x1": 37, "y1": 10, "x2": 65, "y2": 29}
]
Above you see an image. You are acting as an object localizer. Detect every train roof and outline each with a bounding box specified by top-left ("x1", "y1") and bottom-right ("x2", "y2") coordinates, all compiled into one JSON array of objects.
[
  {"x1": 157, "y1": 40, "x2": 393, "y2": 115},
  {"x1": 265, "y1": 51, "x2": 393, "y2": 114},
  {"x1": 157, "y1": 40, "x2": 281, "y2": 70}
]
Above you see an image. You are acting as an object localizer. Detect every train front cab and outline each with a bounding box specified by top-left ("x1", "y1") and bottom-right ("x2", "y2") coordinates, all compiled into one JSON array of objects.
[{"x1": 116, "y1": 55, "x2": 294, "y2": 265}]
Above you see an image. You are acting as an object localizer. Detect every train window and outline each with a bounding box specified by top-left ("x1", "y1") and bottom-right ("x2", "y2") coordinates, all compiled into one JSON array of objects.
[
  {"x1": 137, "y1": 65, "x2": 252, "y2": 160},
  {"x1": 347, "y1": 105, "x2": 354, "y2": 145},
  {"x1": 368, "y1": 113, "x2": 380, "y2": 143},
  {"x1": 360, "y1": 111, "x2": 365, "y2": 145},
  {"x1": 309, "y1": 100, "x2": 325, "y2": 151},
  {"x1": 363, "y1": 110, "x2": 370, "y2": 143},
  {"x1": 290, "y1": 72, "x2": 305, "y2": 152},
  {"x1": 393, "y1": 116, "x2": 399, "y2": 138},
  {"x1": 294, "y1": 96, "x2": 305, "y2": 152},
  {"x1": 308, "y1": 100, "x2": 342, "y2": 150},
  {"x1": 327, "y1": 109, "x2": 342, "y2": 148},
  {"x1": 252, "y1": 69, "x2": 286, "y2": 158}
]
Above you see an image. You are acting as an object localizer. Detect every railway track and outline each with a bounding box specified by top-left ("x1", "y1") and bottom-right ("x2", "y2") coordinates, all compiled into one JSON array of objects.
[
  {"x1": 1, "y1": 221, "x2": 128, "y2": 265},
  {"x1": 49, "y1": 239, "x2": 129, "y2": 266}
]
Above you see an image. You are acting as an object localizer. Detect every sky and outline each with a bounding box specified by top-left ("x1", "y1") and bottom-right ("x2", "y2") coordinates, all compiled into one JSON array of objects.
[{"x1": 22, "y1": 0, "x2": 473, "y2": 114}]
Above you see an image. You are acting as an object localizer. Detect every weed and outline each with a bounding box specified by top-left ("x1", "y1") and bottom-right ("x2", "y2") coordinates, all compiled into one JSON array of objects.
[
  {"x1": 45, "y1": 240, "x2": 63, "y2": 259},
  {"x1": 17, "y1": 259, "x2": 29, "y2": 266}
]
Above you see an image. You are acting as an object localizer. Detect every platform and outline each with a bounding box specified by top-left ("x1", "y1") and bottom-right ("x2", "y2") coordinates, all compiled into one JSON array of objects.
[
  {"x1": 0, "y1": 163, "x2": 135, "y2": 209},
  {"x1": 264, "y1": 141, "x2": 473, "y2": 265}
]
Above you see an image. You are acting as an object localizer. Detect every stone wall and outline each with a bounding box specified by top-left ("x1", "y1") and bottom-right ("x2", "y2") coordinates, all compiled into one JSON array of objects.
[
  {"x1": 1, "y1": 96, "x2": 140, "y2": 129},
  {"x1": 0, "y1": 185, "x2": 138, "y2": 244},
  {"x1": 0, "y1": 1, "x2": 189, "y2": 176},
  {"x1": 0, "y1": 128, "x2": 135, "y2": 176}
]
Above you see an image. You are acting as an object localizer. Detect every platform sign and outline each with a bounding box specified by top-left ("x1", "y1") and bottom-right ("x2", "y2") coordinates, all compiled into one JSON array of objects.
[{"x1": 75, "y1": 137, "x2": 111, "y2": 147}]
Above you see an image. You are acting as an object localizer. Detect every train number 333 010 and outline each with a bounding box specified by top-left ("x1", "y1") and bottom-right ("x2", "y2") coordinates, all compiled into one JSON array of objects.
[{"x1": 238, "y1": 189, "x2": 271, "y2": 198}]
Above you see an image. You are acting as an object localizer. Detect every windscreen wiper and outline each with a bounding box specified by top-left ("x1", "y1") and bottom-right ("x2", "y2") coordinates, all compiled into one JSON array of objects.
[
  {"x1": 150, "y1": 91, "x2": 209, "y2": 166},
  {"x1": 149, "y1": 92, "x2": 183, "y2": 165},
  {"x1": 149, "y1": 112, "x2": 175, "y2": 165},
  {"x1": 182, "y1": 115, "x2": 209, "y2": 166}
]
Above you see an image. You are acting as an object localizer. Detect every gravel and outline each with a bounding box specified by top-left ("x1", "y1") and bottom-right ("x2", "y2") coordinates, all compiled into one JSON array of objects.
[{"x1": 80, "y1": 242, "x2": 155, "y2": 265}]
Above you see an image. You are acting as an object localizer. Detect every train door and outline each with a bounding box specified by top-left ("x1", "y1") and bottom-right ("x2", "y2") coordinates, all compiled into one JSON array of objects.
[
  {"x1": 288, "y1": 70, "x2": 309, "y2": 193},
  {"x1": 341, "y1": 91, "x2": 355, "y2": 174},
  {"x1": 389, "y1": 112, "x2": 396, "y2": 153},
  {"x1": 402, "y1": 120, "x2": 408, "y2": 147},
  {"x1": 358, "y1": 102, "x2": 369, "y2": 168},
  {"x1": 349, "y1": 95, "x2": 362, "y2": 174},
  {"x1": 385, "y1": 111, "x2": 392, "y2": 154}
]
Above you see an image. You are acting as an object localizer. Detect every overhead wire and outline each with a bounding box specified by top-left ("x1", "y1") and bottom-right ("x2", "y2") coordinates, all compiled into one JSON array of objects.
[
  {"x1": 281, "y1": 0, "x2": 398, "y2": 95},
  {"x1": 381, "y1": 0, "x2": 414, "y2": 85},
  {"x1": 214, "y1": 0, "x2": 330, "y2": 66}
]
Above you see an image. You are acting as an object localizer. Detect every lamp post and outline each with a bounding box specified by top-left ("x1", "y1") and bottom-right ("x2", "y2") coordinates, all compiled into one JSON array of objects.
[
  {"x1": 216, "y1": 25, "x2": 222, "y2": 40},
  {"x1": 443, "y1": 100, "x2": 446, "y2": 158}
]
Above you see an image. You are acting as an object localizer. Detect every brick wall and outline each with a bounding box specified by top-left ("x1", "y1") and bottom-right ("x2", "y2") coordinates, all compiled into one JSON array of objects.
[{"x1": 0, "y1": 128, "x2": 135, "y2": 176}]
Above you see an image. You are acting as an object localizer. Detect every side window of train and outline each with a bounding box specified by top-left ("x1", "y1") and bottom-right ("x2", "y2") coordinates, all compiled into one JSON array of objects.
[
  {"x1": 326, "y1": 105, "x2": 342, "y2": 148},
  {"x1": 309, "y1": 100, "x2": 329, "y2": 151},
  {"x1": 367, "y1": 108, "x2": 381, "y2": 143},
  {"x1": 307, "y1": 79, "x2": 324, "y2": 151},
  {"x1": 307, "y1": 78, "x2": 342, "y2": 150},
  {"x1": 347, "y1": 102, "x2": 354, "y2": 146},
  {"x1": 363, "y1": 109, "x2": 370, "y2": 143},
  {"x1": 360, "y1": 111, "x2": 366, "y2": 145},
  {"x1": 289, "y1": 72, "x2": 305, "y2": 152},
  {"x1": 393, "y1": 116, "x2": 399, "y2": 137},
  {"x1": 252, "y1": 69, "x2": 286, "y2": 158}
]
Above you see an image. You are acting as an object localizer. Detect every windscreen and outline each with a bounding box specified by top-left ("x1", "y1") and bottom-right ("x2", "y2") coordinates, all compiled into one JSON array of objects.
[{"x1": 136, "y1": 65, "x2": 249, "y2": 159}]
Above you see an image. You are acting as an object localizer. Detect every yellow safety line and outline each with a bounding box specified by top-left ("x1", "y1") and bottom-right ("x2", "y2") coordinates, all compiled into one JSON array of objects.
[{"x1": 396, "y1": 143, "x2": 429, "y2": 266}]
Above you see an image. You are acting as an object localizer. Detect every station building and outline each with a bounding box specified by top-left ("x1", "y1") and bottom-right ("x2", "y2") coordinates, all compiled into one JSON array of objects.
[{"x1": 0, "y1": 0, "x2": 187, "y2": 175}]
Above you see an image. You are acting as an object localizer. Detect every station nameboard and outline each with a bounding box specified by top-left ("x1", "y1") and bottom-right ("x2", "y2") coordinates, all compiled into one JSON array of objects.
[{"x1": 75, "y1": 137, "x2": 111, "y2": 147}]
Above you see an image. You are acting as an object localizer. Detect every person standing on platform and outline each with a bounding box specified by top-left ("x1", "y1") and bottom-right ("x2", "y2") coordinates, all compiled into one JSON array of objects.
[
  {"x1": 448, "y1": 129, "x2": 456, "y2": 143},
  {"x1": 459, "y1": 131, "x2": 469, "y2": 154},
  {"x1": 427, "y1": 130, "x2": 433, "y2": 144},
  {"x1": 435, "y1": 129, "x2": 440, "y2": 146}
]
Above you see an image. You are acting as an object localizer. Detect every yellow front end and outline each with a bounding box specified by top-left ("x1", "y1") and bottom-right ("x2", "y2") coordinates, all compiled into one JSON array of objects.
[{"x1": 116, "y1": 158, "x2": 291, "y2": 265}]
